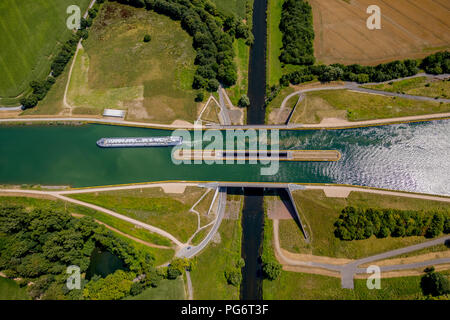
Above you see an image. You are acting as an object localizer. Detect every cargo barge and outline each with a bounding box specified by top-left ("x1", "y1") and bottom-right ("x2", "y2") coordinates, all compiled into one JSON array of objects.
[{"x1": 96, "y1": 136, "x2": 183, "y2": 148}]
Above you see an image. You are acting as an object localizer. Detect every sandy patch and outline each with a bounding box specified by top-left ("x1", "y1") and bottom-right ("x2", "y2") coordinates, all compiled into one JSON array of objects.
[
  {"x1": 281, "y1": 248, "x2": 353, "y2": 266},
  {"x1": 282, "y1": 265, "x2": 341, "y2": 278},
  {"x1": 323, "y1": 188, "x2": 351, "y2": 198},
  {"x1": 171, "y1": 119, "x2": 193, "y2": 127},
  {"x1": 267, "y1": 199, "x2": 294, "y2": 220},
  {"x1": 160, "y1": 183, "x2": 187, "y2": 194}
]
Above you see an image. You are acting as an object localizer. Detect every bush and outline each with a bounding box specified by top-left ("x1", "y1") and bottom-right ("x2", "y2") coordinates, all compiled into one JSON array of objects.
[
  {"x1": 262, "y1": 261, "x2": 282, "y2": 281},
  {"x1": 238, "y1": 94, "x2": 250, "y2": 108},
  {"x1": 421, "y1": 270, "x2": 450, "y2": 297},
  {"x1": 143, "y1": 34, "x2": 151, "y2": 42},
  {"x1": 195, "y1": 91, "x2": 205, "y2": 102},
  {"x1": 130, "y1": 282, "x2": 145, "y2": 296},
  {"x1": 207, "y1": 79, "x2": 220, "y2": 92},
  {"x1": 166, "y1": 266, "x2": 182, "y2": 279},
  {"x1": 224, "y1": 269, "x2": 242, "y2": 287}
]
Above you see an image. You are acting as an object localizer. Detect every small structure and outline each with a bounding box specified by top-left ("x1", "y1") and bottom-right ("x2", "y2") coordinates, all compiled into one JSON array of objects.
[{"x1": 103, "y1": 109, "x2": 126, "y2": 118}]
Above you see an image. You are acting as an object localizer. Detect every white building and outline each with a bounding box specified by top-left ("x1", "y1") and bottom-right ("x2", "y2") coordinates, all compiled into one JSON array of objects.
[{"x1": 103, "y1": 109, "x2": 126, "y2": 118}]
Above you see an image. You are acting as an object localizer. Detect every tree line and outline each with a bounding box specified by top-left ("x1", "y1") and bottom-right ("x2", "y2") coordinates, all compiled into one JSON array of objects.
[
  {"x1": 334, "y1": 206, "x2": 450, "y2": 241},
  {"x1": 0, "y1": 203, "x2": 190, "y2": 300}
]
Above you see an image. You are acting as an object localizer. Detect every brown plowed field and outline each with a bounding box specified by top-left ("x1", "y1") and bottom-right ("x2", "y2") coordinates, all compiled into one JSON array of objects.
[{"x1": 310, "y1": 0, "x2": 450, "y2": 65}]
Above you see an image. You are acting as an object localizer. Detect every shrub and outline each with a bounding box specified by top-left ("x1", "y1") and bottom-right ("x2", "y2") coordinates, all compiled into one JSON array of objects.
[
  {"x1": 143, "y1": 34, "x2": 151, "y2": 42},
  {"x1": 195, "y1": 91, "x2": 205, "y2": 102},
  {"x1": 421, "y1": 270, "x2": 450, "y2": 297},
  {"x1": 238, "y1": 94, "x2": 250, "y2": 108},
  {"x1": 262, "y1": 261, "x2": 282, "y2": 281}
]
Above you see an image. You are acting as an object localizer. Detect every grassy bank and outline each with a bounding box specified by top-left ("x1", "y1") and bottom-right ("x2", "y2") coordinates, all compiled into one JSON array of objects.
[
  {"x1": 69, "y1": 187, "x2": 205, "y2": 243},
  {"x1": 125, "y1": 278, "x2": 185, "y2": 300},
  {"x1": 267, "y1": 0, "x2": 284, "y2": 87},
  {"x1": 69, "y1": 2, "x2": 199, "y2": 123},
  {"x1": 363, "y1": 77, "x2": 450, "y2": 99},
  {"x1": 289, "y1": 89, "x2": 450, "y2": 123},
  {"x1": 263, "y1": 270, "x2": 441, "y2": 300},
  {"x1": 0, "y1": 277, "x2": 29, "y2": 300},
  {"x1": 190, "y1": 216, "x2": 243, "y2": 300},
  {"x1": 227, "y1": 39, "x2": 250, "y2": 105},
  {"x1": 280, "y1": 190, "x2": 450, "y2": 259}
]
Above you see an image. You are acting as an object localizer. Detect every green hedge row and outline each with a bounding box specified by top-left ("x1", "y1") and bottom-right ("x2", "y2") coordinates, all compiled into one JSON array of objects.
[{"x1": 334, "y1": 206, "x2": 450, "y2": 241}]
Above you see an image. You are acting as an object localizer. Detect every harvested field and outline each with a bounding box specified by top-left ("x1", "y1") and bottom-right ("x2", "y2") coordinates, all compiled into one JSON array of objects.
[{"x1": 310, "y1": 0, "x2": 450, "y2": 65}]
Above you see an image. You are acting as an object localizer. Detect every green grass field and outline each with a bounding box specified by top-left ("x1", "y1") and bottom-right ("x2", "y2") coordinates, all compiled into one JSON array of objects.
[
  {"x1": 125, "y1": 278, "x2": 185, "y2": 300},
  {"x1": 289, "y1": 89, "x2": 450, "y2": 123},
  {"x1": 210, "y1": 0, "x2": 248, "y2": 18},
  {"x1": 227, "y1": 39, "x2": 250, "y2": 105},
  {"x1": 0, "y1": 0, "x2": 91, "y2": 103},
  {"x1": 263, "y1": 271, "x2": 439, "y2": 300},
  {"x1": 280, "y1": 190, "x2": 450, "y2": 259},
  {"x1": 267, "y1": 0, "x2": 283, "y2": 87},
  {"x1": 190, "y1": 218, "x2": 242, "y2": 300},
  {"x1": 69, "y1": 187, "x2": 205, "y2": 243},
  {"x1": 0, "y1": 277, "x2": 29, "y2": 300},
  {"x1": 68, "y1": 2, "x2": 199, "y2": 123},
  {"x1": 363, "y1": 77, "x2": 450, "y2": 99}
]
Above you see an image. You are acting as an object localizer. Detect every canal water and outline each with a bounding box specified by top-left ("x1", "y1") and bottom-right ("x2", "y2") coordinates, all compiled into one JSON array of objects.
[
  {"x1": 240, "y1": 0, "x2": 268, "y2": 300},
  {"x1": 0, "y1": 120, "x2": 449, "y2": 195}
]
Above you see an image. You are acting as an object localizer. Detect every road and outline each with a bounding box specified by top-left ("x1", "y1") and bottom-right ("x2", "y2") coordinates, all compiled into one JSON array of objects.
[{"x1": 176, "y1": 187, "x2": 227, "y2": 258}]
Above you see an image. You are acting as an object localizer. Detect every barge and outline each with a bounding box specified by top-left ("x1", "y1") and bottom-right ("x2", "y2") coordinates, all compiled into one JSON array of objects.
[{"x1": 96, "y1": 136, "x2": 183, "y2": 148}]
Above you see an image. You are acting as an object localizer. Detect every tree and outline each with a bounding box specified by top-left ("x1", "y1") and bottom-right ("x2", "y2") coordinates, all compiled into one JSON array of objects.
[
  {"x1": 262, "y1": 261, "x2": 281, "y2": 280},
  {"x1": 426, "y1": 213, "x2": 444, "y2": 238},
  {"x1": 206, "y1": 79, "x2": 220, "y2": 92},
  {"x1": 166, "y1": 266, "x2": 182, "y2": 279},
  {"x1": 421, "y1": 269, "x2": 450, "y2": 296},
  {"x1": 238, "y1": 94, "x2": 250, "y2": 108},
  {"x1": 143, "y1": 34, "x2": 151, "y2": 42},
  {"x1": 20, "y1": 95, "x2": 38, "y2": 109},
  {"x1": 195, "y1": 91, "x2": 204, "y2": 102},
  {"x1": 224, "y1": 269, "x2": 242, "y2": 286},
  {"x1": 130, "y1": 282, "x2": 145, "y2": 296}
]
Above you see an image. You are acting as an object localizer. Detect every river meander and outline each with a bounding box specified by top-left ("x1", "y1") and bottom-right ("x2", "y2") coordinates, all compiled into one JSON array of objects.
[{"x1": 0, "y1": 120, "x2": 449, "y2": 195}]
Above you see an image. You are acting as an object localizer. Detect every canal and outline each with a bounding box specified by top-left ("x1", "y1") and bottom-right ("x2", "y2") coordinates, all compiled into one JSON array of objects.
[
  {"x1": 0, "y1": 120, "x2": 449, "y2": 195},
  {"x1": 240, "y1": 0, "x2": 268, "y2": 300}
]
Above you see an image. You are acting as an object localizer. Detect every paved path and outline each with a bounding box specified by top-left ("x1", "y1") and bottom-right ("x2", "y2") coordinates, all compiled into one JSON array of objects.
[
  {"x1": 176, "y1": 187, "x2": 227, "y2": 258},
  {"x1": 218, "y1": 84, "x2": 232, "y2": 125},
  {"x1": 185, "y1": 270, "x2": 194, "y2": 300}
]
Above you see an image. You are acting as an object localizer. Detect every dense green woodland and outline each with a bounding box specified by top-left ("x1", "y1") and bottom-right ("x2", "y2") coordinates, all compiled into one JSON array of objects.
[
  {"x1": 334, "y1": 206, "x2": 450, "y2": 241},
  {"x1": 279, "y1": 0, "x2": 314, "y2": 66},
  {"x1": 0, "y1": 204, "x2": 187, "y2": 300}
]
